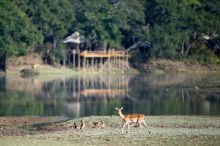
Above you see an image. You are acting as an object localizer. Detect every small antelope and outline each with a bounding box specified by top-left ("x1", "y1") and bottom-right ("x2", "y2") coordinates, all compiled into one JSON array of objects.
[
  {"x1": 73, "y1": 122, "x2": 78, "y2": 129},
  {"x1": 100, "y1": 120, "x2": 105, "y2": 128},
  {"x1": 79, "y1": 120, "x2": 85, "y2": 130},
  {"x1": 91, "y1": 121, "x2": 99, "y2": 128},
  {"x1": 115, "y1": 107, "x2": 150, "y2": 134},
  {"x1": 32, "y1": 64, "x2": 40, "y2": 69}
]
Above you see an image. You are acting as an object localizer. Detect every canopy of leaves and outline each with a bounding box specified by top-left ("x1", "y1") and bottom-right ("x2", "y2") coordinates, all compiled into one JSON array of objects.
[
  {"x1": 0, "y1": 0, "x2": 219, "y2": 64},
  {"x1": 0, "y1": 0, "x2": 42, "y2": 56},
  {"x1": 143, "y1": 0, "x2": 220, "y2": 63}
]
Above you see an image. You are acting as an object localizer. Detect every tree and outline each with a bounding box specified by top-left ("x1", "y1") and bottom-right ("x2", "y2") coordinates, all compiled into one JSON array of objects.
[
  {"x1": 0, "y1": 0, "x2": 42, "y2": 71},
  {"x1": 70, "y1": 0, "x2": 148, "y2": 50},
  {"x1": 15, "y1": 0, "x2": 76, "y2": 64},
  {"x1": 143, "y1": 0, "x2": 220, "y2": 63},
  {"x1": 5, "y1": 0, "x2": 220, "y2": 66}
]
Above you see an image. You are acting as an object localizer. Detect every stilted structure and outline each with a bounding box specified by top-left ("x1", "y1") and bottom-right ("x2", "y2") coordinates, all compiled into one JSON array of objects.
[
  {"x1": 63, "y1": 31, "x2": 86, "y2": 69},
  {"x1": 63, "y1": 31, "x2": 129, "y2": 71}
]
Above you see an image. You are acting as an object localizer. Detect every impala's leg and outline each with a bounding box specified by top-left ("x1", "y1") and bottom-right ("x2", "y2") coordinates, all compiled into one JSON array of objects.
[
  {"x1": 138, "y1": 120, "x2": 143, "y2": 129},
  {"x1": 128, "y1": 122, "x2": 130, "y2": 133},
  {"x1": 142, "y1": 120, "x2": 150, "y2": 129},
  {"x1": 122, "y1": 121, "x2": 130, "y2": 134},
  {"x1": 142, "y1": 120, "x2": 151, "y2": 133}
]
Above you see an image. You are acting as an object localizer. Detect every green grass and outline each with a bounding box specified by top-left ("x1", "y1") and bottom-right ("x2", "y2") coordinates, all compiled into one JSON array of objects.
[
  {"x1": 6, "y1": 64, "x2": 131, "y2": 80},
  {"x1": 1, "y1": 116, "x2": 220, "y2": 146}
]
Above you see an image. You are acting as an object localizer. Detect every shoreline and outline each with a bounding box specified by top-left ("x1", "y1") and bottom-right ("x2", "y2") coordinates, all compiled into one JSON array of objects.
[
  {"x1": 3, "y1": 53, "x2": 220, "y2": 76},
  {"x1": 4, "y1": 62, "x2": 220, "y2": 79},
  {"x1": 133, "y1": 59, "x2": 220, "y2": 74}
]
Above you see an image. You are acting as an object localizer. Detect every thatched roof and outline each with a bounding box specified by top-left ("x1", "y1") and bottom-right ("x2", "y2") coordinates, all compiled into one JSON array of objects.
[{"x1": 63, "y1": 31, "x2": 86, "y2": 44}]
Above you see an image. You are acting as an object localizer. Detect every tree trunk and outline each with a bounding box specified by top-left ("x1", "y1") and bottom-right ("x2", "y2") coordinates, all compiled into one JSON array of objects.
[
  {"x1": 181, "y1": 42, "x2": 184, "y2": 55},
  {"x1": 185, "y1": 45, "x2": 191, "y2": 56},
  {"x1": 0, "y1": 51, "x2": 6, "y2": 72},
  {"x1": 52, "y1": 39, "x2": 57, "y2": 65},
  {"x1": 3, "y1": 51, "x2": 6, "y2": 72}
]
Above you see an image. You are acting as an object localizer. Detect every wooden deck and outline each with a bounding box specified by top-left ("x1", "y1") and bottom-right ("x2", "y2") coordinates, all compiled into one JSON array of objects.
[
  {"x1": 79, "y1": 51, "x2": 128, "y2": 58},
  {"x1": 80, "y1": 89, "x2": 128, "y2": 96}
]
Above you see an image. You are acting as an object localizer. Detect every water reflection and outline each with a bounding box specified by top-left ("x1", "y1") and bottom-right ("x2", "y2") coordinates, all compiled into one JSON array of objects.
[{"x1": 0, "y1": 73, "x2": 219, "y2": 117}]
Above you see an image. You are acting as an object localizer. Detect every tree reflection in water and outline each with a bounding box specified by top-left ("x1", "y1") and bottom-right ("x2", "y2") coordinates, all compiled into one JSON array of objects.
[{"x1": 0, "y1": 73, "x2": 220, "y2": 117}]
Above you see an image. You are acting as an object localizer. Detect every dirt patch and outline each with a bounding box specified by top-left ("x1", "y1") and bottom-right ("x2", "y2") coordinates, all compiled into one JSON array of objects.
[
  {"x1": 7, "y1": 53, "x2": 43, "y2": 67},
  {"x1": 134, "y1": 59, "x2": 220, "y2": 73},
  {"x1": 0, "y1": 116, "x2": 59, "y2": 127},
  {"x1": 0, "y1": 116, "x2": 61, "y2": 136}
]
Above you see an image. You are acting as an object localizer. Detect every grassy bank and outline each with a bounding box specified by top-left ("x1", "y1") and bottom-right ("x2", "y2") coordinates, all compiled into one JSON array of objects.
[
  {"x1": 5, "y1": 53, "x2": 220, "y2": 78},
  {"x1": 6, "y1": 53, "x2": 137, "y2": 78},
  {"x1": 134, "y1": 59, "x2": 220, "y2": 74},
  {"x1": 0, "y1": 116, "x2": 220, "y2": 146}
]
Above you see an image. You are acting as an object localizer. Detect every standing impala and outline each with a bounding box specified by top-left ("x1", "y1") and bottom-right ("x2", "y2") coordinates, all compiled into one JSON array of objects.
[{"x1": 115, "y1": 107, "x2": 150, "y2": 134}]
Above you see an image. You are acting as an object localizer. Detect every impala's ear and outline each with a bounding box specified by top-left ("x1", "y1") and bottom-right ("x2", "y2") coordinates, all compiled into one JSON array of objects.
[{"x1": 115, "y1": 107, "x2": 124, "y2": 111}]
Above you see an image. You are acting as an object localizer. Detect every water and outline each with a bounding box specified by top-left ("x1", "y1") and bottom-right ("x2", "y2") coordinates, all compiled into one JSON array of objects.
[{"x1": 0, "y1": 73, "x2": 220, "y2": 117}]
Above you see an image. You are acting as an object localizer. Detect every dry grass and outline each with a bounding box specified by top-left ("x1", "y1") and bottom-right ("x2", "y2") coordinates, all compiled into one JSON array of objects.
[{"x1": 0, "y1": 116, "x2": 220, "y2": 146}]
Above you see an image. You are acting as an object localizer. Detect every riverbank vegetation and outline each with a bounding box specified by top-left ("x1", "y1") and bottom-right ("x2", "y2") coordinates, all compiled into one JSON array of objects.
[{"x1": 0, "y1": 0, "x2": 220, "y2": 72}]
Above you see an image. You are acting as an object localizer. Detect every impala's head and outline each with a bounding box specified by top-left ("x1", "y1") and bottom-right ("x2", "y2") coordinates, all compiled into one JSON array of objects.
[{"x1": 115, "y1": 107, "x2": 123, "y2": 111}]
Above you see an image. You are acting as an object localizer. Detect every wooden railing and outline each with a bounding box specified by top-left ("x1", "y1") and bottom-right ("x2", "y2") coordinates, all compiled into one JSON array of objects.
[
  {"x1": 80, "y1": 89, "x2": 128, "y2": 96},
  {"x1": 79, "y1": 51, "x2": 128, "y2": 58}
]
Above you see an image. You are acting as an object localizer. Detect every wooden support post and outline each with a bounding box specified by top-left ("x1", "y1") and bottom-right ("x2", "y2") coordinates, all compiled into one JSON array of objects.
[
  {"x1": 91, "y1": 57, "x2": 94, "y2": 69},
  {"x1": 86, "y1": 59, "x2": 89, "y2": 68},
  {"x1": 73, "y1": 50, "x2": 75, "y2": 70},
  {"x1": 77, "y1": 44, "x2": 80, "y2": 69},
  {"x1": 83, "y1": 57, "x2": 86, "y2": 69},
  {"x1": 100, "y1": 57, "x2": 103, "y2": 67},
  {"x1": 72, "y1": 50, "x2": 75, "y2": 69},
  {"x1": 94, "y1": 59, "x2": 97, "y2": 70},
  {"x1": 94, "y1": 59, "x2": 96, "y2": 70},
  {"x1": 95, "y1": 59, "x2": 99, "y2": 70},
  {"x1": 68, "y1": 51, "x2": 70, "y2": 67}
]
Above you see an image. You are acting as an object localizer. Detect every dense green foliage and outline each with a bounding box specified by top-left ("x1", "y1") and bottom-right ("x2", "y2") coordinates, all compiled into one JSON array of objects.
[
  {"x1": 144, "y1": 0, "x2": 220, "y2": 64},
  {"x1": 0, "y1": 0, "x2": 43, "y2": 56},
  {"x1": 0, "y1": 0, "x2": 219, "y2": 64}
]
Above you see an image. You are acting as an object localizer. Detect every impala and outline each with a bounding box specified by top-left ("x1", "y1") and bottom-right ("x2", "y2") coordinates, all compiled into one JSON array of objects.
[{"x1": 115, "y1": 107, "x2": 150, "y2": 134}]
